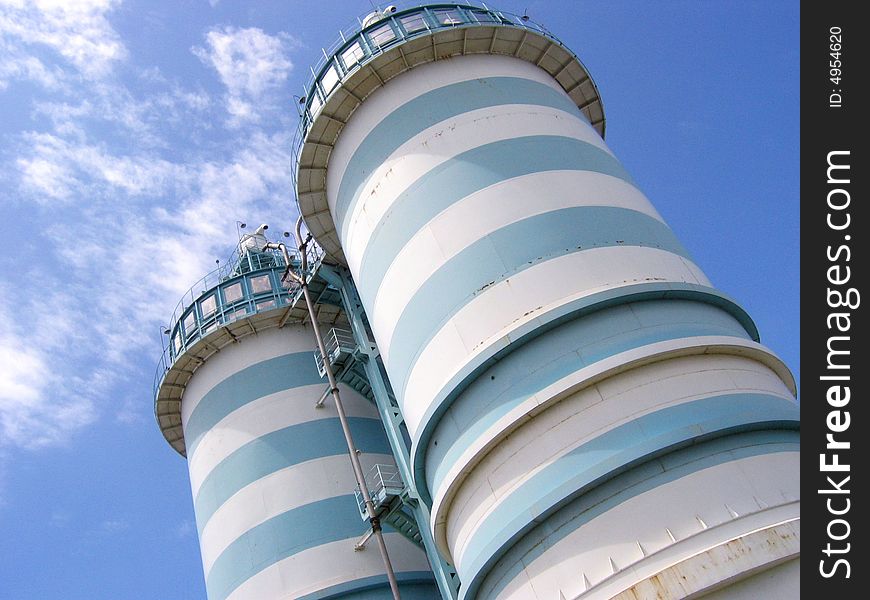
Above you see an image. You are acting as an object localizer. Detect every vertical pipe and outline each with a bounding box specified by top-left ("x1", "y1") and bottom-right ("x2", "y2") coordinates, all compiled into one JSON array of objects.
[
  {"x1": 266, "y1": 225, "x2": 402, "y2": 600},
  {"x1": 322, "y1": 263, "x2": 461, "y2": 599}
]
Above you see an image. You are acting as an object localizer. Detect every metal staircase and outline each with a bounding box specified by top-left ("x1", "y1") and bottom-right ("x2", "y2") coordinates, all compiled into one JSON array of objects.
[
  {"x1": 343, "y1": 364, "x2": 374, "y2": 400},
  {"x1": 382, "y1": 503, "x2": 424, "y2": 547},
  {"x1": 312, "y1": 330, "x2": 422, "y2": 547},
  {"x1": 354, "y1": 464, "x2": 423, "y2": 549},
  {"x1": 308, "y1": 274, "x2": 460, "y2": 598}
]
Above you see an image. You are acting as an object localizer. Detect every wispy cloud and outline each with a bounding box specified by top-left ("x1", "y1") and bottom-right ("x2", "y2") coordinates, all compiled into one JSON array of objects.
[
  {"x1": 0, "y1": 295, "x2": 97, "y2": 449},
  {"x1": 99, "y1": 517, "x2": 130, "y2": 534},
  {"x1": 0, "y1": 0, "x2": 300, "y2": 463},
  {"x1": 0, "y1": 0, "x2": 126, "y2": 84},
  {"x1": 15, "y1": 132, "x2": 184, "y2": 203},
  {"x1": 174, "y1": 519, "x2": 194, "y2": 538},
  {"x1": 50, "y1": 509, "x2": 71, "y2": 527},
  {"x1": 0, "y1": 50, "x2": 63, "y2": 91},
  {"x1": 192, "y1": 26, "x2": 294, "y2": 126},
  {"x1": 4, "y1": 129, "x2": 296, "y2": 451}
]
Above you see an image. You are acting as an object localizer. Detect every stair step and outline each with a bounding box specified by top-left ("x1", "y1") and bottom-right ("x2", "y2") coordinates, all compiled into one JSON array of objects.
[{"x1": 383, "y1": 509, "x2": 424, "y2": 549}]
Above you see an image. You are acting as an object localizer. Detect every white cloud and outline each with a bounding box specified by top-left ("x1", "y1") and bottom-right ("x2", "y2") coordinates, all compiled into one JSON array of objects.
[
  {"x1": 0, "y1": 49, "x2": 63, "y2": 90},
  {"x1": 175, "y1": 519, "x2": 194, "y2": 538},
  {"x1": 15, "y1": 132, "x2": 185, "y2": 203},
  {"x1": 0, "y1": 2, "x2": 301, "y2": 460},
  {"x1": 0, "y1": 333, "x2": 48, "y2": 407},
  {"x1": 99, "y1": 518, "x2": 130, "y2": 533},
  {"x1": 16, "y1": 154, "x2": 77, "y2": 200},
  {"x1": 30, "y1": 79, "x2": 213, "y2": 146},
  {"x1": 0, "y1": 0, "x2": 126, "y2": 82},
  {"x1": 192, "y1": 26, "x2": 294, "y2": 126},
  {"x1": 50, "y1": 509, "x2": 71, "y2": 527},
  {"x1": 0, "y1": 294, "x2": 97, "y2": 449},
  {"x1": 3, "y1": 123, "x2": 297, "y2": 452}
]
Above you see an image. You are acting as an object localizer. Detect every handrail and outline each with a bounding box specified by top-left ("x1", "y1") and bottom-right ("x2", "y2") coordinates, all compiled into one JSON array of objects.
[
  {"x1": 163, "y1": 245, "x2": 289, "y2": 336},
  {"x1": 291, "y1": 2, "x2": 564, "y2": 189},
  {"x1": 152, "y1": 239, "x2": 325, "y2": 399},
  {"x1": 313, "y1": 327, "x2": 357, "y2": 376},
  {"x1": 354, "y1": 463, "x2": 406, "y2": 517}
]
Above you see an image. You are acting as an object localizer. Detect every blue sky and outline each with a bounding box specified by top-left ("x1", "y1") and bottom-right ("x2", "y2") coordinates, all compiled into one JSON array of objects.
[{"x1": 0, "y1": 1, "x2": 798, "y2": 598}]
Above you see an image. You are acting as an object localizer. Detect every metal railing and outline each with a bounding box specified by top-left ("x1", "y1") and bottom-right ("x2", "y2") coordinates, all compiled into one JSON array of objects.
[
  {"x1": 313, "y1": 327, "x2": 357, "y2": 377},
  {"x1": 163, "y1": 246, "x2": 287, "y2": 332},
  {"x1": 354, "y1": 463, "x2": 406, "y2": 519},
  {"x1": 291, "y1": 2, "x2": 561, "y2": 186},
  {"x1": 153, "y1": 240, "x2": 326, "y2": 398}
]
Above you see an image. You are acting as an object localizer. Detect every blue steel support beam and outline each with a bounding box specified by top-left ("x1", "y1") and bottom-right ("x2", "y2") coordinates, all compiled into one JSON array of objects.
[{"x1": 319, "y1": 263, "x2": 460, "y2": 599}]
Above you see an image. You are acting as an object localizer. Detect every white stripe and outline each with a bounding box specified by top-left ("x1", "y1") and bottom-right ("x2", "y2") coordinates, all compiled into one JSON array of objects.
[
  {"x1": 395, "y1": 247, "x2": 711, "y2": 436},
  {"x1": 369, "y1": 171, "x2": 664, "y2": 342},
  {"x1": 489, "y1": 466, "x2": 799, "y2": 600},
  {"x1": 199, "y1": 453, "x2": 396, "y2": 575},
  {"x1": 428, "y1": 338, "x2": 796, "y2": 553},
  {"x1": 341, "y1": 104, "x2": 610, "y2": 277},
  {"x1": 224, "y1": 533, "x2": 432, "y2": 600},
  {"x1": 181, "y1": 326, "x2": 316, "y2": 424},
  {"x1": 328, "y1": 54, "x2": 569, "y2": 197},
  {"x1": 187, "y1": 383, "x2": 379, "y2": 497},
  {"x1": 435, "y1": 353, "x2": 796, "y2": 564}
]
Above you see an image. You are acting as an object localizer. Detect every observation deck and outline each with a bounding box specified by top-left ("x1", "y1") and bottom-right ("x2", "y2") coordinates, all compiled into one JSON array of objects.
[
  {"x1": 295, "y1": 1, "x2": 606, "y2": 262},
  {"x1": 153, "y1": 238, "x2": 342, "y2": 456}
]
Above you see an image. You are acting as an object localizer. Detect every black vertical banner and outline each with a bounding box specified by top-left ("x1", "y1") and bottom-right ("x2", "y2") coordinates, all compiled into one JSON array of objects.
[{"x1": 802, "y1": 1, "x2": 867, "y2": 595}]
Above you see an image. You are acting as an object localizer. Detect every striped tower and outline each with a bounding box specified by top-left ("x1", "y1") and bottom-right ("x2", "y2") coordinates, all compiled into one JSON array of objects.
[
  {"x1": 154, "y1": 251, "x2": 438, "y2": 599},
  {"x1": 296, "y1": 4, "x2": 800, "y2": 600}
]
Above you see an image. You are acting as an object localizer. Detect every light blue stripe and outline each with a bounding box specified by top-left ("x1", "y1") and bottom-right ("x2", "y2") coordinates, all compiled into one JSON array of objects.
[
  {"x1": 334, "y1": 76, "x2": 584, "y2": 239},
  {"x1": 476, "y1": 430, "x2": 800, "y2": 600},
  {"x1": 297, "y1": 572, "x2": 438, "y2": 600},
  {"x1": 355, "y1": 135, "x2": 636, "y2": 305},
  {"x1": 455, "y1": 393, "x2": 800, "y2": 599},
  {"x1": 194, "y1": 417, "x2": 391, "y2": 532},
  {"x1": 185, "y1": 352, "x2": 322, "y2": 456},
  {"x1": 409, "y1": 281, "x2": 761, "y2": 506},
  {"x1": 206, "y1": 495, "x2": 364, "y2": 600},
  {"x1": 384, "y1": 206, "x2": 688, "y2": 399},
  {"x1": 425, "y1": 299, "x2": 752, "y2": 496}
]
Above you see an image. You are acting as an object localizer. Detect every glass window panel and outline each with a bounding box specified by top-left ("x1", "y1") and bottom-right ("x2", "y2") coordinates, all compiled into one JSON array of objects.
[
  {"x1": 434, "y1": 9, "x2": 462, "y2": 26},
  {"x1": 173, "y1": 334, "x2": 181, "y2": 354},
  {"x1": 203, "y1": 321, "x2": 216, "y2": 334},
  {"x1": 223, "y1": 282, "x2": 243, "y2": 303},
  {"x1": 200, "y1": 294, "x2": 216, "y2": 316},
  {"x1": 320, "y1": 64, "x2": 340, "y2": 95},
  {"x1": 257, "y1": 299, "x2": 276, "y2": 311},
  {"x1": 249, "y1": 274, "x2": 272, "y2": 294},
  {"x1": 342, "y1": 42, "x2": 366, "y2": 69},
  {"x1": 308, "y1": 93, "x2": 322, "y2": 117},
  {"x1": 470, "y1": 10, "x2": 497, "y2": 23},
  {"x1": 224, "y1": 307, "x2": 246, "y2": 323},
  {"x1": 183, "y1": 311, "x2": 196, "y2": 335},
  {"x1": 401, "y1": 13, "x2": 427, "y2": 33},
  {"x1": 369, "y1": 23, "x2": 396, "y2": 47}
]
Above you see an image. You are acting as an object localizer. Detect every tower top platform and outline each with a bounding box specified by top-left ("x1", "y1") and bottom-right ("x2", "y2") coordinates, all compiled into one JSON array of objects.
[
  {"x1": 152, "y1": 236, "x2": 343, "y2": 456},
  {"x1": 295, "y1": 2, "x2": 605, "y2": 263}
]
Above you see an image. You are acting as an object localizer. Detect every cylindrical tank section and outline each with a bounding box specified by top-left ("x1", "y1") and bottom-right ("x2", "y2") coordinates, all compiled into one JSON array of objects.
[
  {"x1": 178, "y1": 324, "x2": 438, "y2": 600},
  {"x1": 303, "y1": 12, "x2": 800, "y2": 599}
]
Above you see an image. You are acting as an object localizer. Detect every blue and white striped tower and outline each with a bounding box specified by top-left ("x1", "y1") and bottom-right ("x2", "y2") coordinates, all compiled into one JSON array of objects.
[
  {"x1": 296, "y1": 4, "x2": 800, "y2": 599},
  {"x1": 154, "y1": 242, "x2": 438, "y2": 599}
]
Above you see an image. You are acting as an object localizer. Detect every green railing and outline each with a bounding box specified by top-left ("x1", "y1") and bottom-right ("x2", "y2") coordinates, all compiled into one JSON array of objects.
[
  {"x1": 152, "y1": 242, "x2": 325, "y2": 398},
  {"x1": 292, "y1": 2, "x2": 561, "y2": 179}
]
